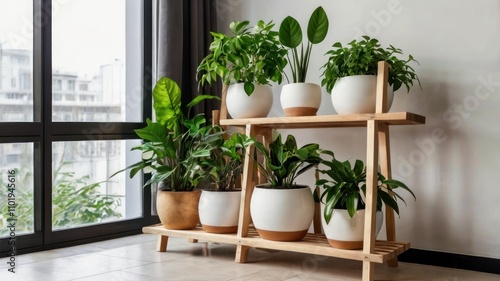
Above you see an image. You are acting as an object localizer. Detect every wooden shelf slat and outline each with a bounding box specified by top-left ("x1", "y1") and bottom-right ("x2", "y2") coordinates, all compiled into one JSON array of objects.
[
  {"x1": 219, "y1": 112, "x2": 425, "y2": 129},
  {"x1": 143, "y1": 224, "x2": 410, "y2": 264}
]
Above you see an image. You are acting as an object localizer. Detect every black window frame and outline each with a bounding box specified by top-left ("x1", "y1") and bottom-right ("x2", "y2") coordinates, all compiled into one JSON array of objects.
[{"x1": 0, "y1": 0, "x2": 156, "y2": 255}]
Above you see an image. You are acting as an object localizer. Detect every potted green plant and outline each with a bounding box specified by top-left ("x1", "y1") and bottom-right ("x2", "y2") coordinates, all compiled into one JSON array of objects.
[
  {"x1": 113, "y1": 77, "x2": 219, "y2": 230},
  {"x1": 278, "y1": 6, "x2": 329, "y2": 116},
  {"x1": 321, "y1": 36, "x2": 421, "y2": 114},
  {"x1": 197, "y1": 20, "x2": 287, "y2": 118},
  {"x1": 315, "y1": 155, "x2": 416, "y2": 249},
  {"x1": 197, "y1": 132, "x2": 254, "y2": 234},
  {"x1": 250, "y1": 134, "x2": 323, "y2": 241}
]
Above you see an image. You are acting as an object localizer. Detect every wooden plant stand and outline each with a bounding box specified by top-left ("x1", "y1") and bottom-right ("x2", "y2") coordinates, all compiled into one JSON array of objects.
[{"x1": 143, "y1": 62, "x2": 425, "y2": 281}]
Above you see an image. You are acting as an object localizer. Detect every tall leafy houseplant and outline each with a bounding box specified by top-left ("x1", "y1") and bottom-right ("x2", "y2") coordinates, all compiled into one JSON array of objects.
[
  {"x1": 197, "y1": 20, "x2": 287, "y2": 96},
  {"x1": 250, "y1": 134, "x2": 324, "y2": 241},
  {"x1": 278, "y1": 6, "x2": 328, "y2": 116},
  {"x1": 279, "y1": 6, "x2": 329, "y2": 83},
  {"x1": 113, "y1": 77, "x2": 218, "y2": 230},
  {"x1": 122, "y1": 77, "x2": 218, "y2": 191}
]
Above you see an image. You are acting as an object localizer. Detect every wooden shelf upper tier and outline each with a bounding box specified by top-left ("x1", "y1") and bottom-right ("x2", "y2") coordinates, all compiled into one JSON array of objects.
[{"x1": 219, "y1": 112, "x2": 425, "y2": 129}]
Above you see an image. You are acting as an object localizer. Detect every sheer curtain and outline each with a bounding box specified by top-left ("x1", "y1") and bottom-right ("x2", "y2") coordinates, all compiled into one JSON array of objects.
[{"x1": 155, "y1": 0, "x2": 220, "y2": 118}]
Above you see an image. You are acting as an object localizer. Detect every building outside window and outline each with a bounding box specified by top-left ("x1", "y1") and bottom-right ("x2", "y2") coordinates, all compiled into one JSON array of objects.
[{"x1": 0, "y1": 0, "x2": 153, "y2": 254}]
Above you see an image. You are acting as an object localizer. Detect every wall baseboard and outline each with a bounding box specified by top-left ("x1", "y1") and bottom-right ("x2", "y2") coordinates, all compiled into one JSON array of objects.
[{"x1": 399, "y1": 248, "x2": 500, "y2": 275}]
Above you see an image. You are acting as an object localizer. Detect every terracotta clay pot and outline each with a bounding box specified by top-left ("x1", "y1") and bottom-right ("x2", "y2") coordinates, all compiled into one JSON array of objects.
[{"x1": 156, "y1": 189, "x2": 201, "y2": 230}]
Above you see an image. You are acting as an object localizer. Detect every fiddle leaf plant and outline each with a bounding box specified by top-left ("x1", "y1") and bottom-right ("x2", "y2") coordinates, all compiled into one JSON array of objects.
[
  {"x1": 279, "y1": 6, "x2": 329, "y2": 83},
  {"x1": 254, "y1": 134, "x2": 323, "y2": 189},
  {"x1": 197, "y1": 20, "x2": 287, "y2": 96},
  {"x1": 316, "y1": 155, "x2": 416, "y2": 224},
  {"x1": 321, "y1": 36, "x2": 421, "y2": 94}
]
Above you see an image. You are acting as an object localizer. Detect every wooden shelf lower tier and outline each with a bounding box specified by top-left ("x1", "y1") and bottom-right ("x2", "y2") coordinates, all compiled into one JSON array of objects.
[{"x1": 143, "y1": 224, "x2": 410, "y2": 264}]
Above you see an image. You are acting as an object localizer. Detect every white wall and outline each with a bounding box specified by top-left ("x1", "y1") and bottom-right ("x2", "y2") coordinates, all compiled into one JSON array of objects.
[{"x1": 216, "y1": 0, "x2": 500, "y2": 259}]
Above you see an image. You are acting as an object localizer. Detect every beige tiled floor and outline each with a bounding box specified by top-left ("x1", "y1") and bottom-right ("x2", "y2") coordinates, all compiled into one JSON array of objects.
[{"x1": 0, "y1": 234, "x2": 498, "y2": 281}]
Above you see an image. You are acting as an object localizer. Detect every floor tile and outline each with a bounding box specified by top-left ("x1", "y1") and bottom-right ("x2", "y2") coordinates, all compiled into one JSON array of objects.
[{"x1": 1, "y1": 234, "x2": 499, "y2": 281}]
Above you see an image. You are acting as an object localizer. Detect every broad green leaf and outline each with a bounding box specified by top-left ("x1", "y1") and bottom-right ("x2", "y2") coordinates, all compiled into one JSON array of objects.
[
  {"x1": 307, "y1": 6, "x2": 329, "y2": 44},
  {"x1": 279, "y1": 16, "x2": 302, "y2": 48},
  {"x1": 134, "y1": 119, "x2": 166, "y2": 142},
  {"x1": 152, "y1": 77, "x2": 182, "y2": 129}
]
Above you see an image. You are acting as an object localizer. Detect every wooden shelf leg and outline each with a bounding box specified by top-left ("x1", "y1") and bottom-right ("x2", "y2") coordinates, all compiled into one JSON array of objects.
[
  {"x1": 235, "y1": 245, "x2": 250, "y2": 263},
  {"x1": 362, "y1": 120, "x2": 379, "y2": 281},
  {"x1": 362, "y1": 261, "x2": 375, "y2": 281},
  {"x1": 235, "y1": 124, "x2": 257, "y2": 263},
  {"x1": 156, "y1": 235, "x2": 168, "y2": 252},
  {"x1": 379, "y1": 122, "x2": 398, "y2": 267}
]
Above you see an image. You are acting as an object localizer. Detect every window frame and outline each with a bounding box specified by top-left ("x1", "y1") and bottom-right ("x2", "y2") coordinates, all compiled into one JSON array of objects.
[{"x1": 0, "y1": 0, "x2": 155, "y2": 254}]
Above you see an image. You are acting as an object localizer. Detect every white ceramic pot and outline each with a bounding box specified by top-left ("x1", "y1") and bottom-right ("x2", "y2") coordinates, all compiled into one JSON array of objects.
[
  {"x1": 322, "y1": 209, "x2": 383, "y2": 249},
  {"x1": 250, "y1": 185, "x2": 314, "y2": 241},
  {"x1": 198, "y1": 190, "x2": 241, "y2": 234},
  {"x1": 280, "y1": 83, "x2": 322, "y2": 116},
  {"x1": 330, "y1": 75, "x2": 394, "y2": 115},
  {"x1": 226, "y1": 83, "x2": 273, "y2": 118}
]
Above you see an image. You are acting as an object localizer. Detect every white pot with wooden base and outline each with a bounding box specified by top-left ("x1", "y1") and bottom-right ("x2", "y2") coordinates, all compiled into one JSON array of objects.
[
  {"x1": 250, "y1": 185, "x2": 314, "y2": 241},
  {"x1": 322, "y1": 209, "x2": 383, "y2": 249},
  {"x1": 198, "y1": 190, "x2": 241, "y2": 234},
  {"x1": 331, "y1": 75, "x2": 394, "y2": 115},
  {"x1": 226, "y1": 83, "x2": 273, "y2": 119},
  {"x1": 280, "y1": 83, "x2": 322, "y2": 116},
  {"x1": 157, "y1": 189, "x2": 201, "y2": 230}
]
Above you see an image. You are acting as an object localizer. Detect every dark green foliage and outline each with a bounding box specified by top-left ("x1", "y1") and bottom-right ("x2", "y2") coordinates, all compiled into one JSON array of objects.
[
  {"x1": 122, "y1": 114, "x2": 222, "y2": 191},
  {"x1": 112, "y1": 77, "x2": 226, "y2": 191},
  {"x1": 199, "y1": 132, "x2": 254, "y2": 191},
  {"x1": 197, "y1": 20, "x2": 288, "y2": 96},
  {"x1": 315, "y1": 155, "x2": 416, "y2": 224},
  {"x1": 321, "y1": 36, "x2": 421, "y2": 93},
  {"x1": 254, "y1": 134, "x2": 323, "y2": 189}
]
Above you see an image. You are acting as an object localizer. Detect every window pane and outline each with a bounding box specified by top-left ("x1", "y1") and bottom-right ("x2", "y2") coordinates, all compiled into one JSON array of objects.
[
  {"x1": 52, "y1": 140, "x2": 142, "y2": 230},
  {"x1": 0, "y1": 143, "x2": 34, "y2": 237},
  {"x1": 52, "y1": 0, "x2": 143, "y2": 122},
  {"x1": 0, "y1": 0, "x2": 34, "y2": 122}
]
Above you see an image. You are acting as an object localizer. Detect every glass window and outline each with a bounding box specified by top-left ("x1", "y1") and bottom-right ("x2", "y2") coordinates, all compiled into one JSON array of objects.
[
  {"x1": 67, "y1": 80, "x2": 75, "y2": 91},
  {"x1": 52, "y1": 0, "x2": 143, "y2": 122},
  {"x1": 0, "y1": 0, "x2": 33, "y2": 122},
  {"x1": 52, "y1": 140, "x2": 142, "y2": 230},
  {"x1": 53, "y1": 79, "x2": 62, "y2": 91},
  {"x1": 0, "y1": 143, "x2": 34, "y2": 238}
]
